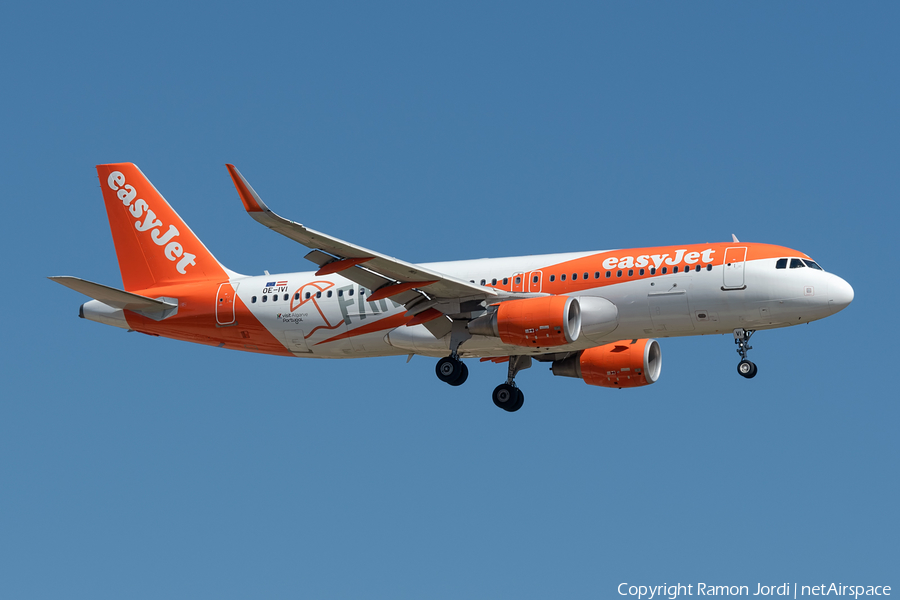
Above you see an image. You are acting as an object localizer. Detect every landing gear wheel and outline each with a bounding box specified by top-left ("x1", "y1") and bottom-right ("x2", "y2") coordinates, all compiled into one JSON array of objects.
[
  {"x1": 449, "y1": 362, "x2": 468, "y2": 386},
  {"x1": 492, "y1": 383, "x2": 523, "y2": 412},
  {"x1": 509, "y1": 388, "x2": 525, "y2": 412},
  {"x1": 737, "y1": 360, "x2": 758, "y2": 379},
  {"x1": 436, "y1": 356, "x2": 465, "y2": 385}
]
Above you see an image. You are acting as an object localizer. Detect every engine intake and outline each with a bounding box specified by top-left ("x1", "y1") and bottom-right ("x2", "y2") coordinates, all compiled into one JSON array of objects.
[
  {"x1": 551, "y1": 339, "x2": 661, "y2": 388},
  {"x1": 468, "y1": 296, "x2": 581, "y2": 348}
]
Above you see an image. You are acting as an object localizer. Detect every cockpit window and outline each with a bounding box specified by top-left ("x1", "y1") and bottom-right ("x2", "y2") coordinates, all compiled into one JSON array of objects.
[
  {"x1": 803, "y1": 259, "x2": 823, "y2": 271},
  {"x1": 776, "y1": 258, "x2": 787, "y2": 269},
  {"x1": 790, "y1": 258, "x2": 805, "y2": 269}
]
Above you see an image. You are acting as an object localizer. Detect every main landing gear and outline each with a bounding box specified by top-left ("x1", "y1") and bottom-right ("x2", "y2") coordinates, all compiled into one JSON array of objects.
[
  {"x1": 434, "y1": 354, "x2": 530, "y2": 412},
  {"x1": 436, "y1": 354, "x2": 468, "y2": 386},
  {"x1": 734, "y1": 328, "x2": 758, "y2": 379},
  {"x1": 435, "y1": 320, "x2": 471, "y2": 387},
  {"x1": 492, "y1": 356, "x2": 531, "y2": 413}
]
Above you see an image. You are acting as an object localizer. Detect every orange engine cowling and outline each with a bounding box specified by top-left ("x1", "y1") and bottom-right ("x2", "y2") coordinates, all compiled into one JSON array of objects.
[
  {"x1": 551, "y1": 339, "x2": 661, "y2": 388},
  {"x1": 467, "y1": 296, "x2": 581, "y2": 348}
]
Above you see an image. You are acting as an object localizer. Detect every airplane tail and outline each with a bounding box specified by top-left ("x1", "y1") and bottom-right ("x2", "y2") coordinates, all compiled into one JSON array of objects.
[{"x1": 96, "y1": 163, "x2": 230, "y2": 291}]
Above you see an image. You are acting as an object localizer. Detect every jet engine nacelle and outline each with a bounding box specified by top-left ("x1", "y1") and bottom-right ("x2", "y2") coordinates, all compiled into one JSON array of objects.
[
  {"x1": 468, "y1": 296, "x2": 581, "y2": 348},
  {"x1": 551, "y1": 339, "x2": 661, "y2": 388}
]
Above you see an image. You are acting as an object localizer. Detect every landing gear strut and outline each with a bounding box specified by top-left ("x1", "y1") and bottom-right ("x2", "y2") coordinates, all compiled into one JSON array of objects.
[
  {"x1": 435, "y1": 319, "x2": 472, "y2": 387},
  {"x1": 492, "y1": 356, "x2": 531, "y2": 412},
  {"x1": 734, "y1": 328, "x2": 758, "y2": 379}
]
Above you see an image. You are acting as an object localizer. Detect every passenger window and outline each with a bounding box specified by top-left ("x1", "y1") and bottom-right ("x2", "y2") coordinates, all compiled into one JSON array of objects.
[
  {"x1": 776, "y1": 258, "x2": 788, "y2": 269},
  {"x1": 790, "y1": 258, "x2": 805, "y2": 269},
  {"x1": 251, "y1": 296, "x2": 257, "y2": 303},
  {"x1": 549, "y1": 275, "x2": 555, "y2": 282},
  {"x1": 803, "y1": 259, "x2": 823, "y2": 271},
  {"x1": 262, "y1": 295, "x2": 268, "y2": 302}
]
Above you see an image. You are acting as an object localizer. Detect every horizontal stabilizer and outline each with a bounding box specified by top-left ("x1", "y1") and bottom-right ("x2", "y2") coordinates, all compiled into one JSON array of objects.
[{"x1": 48, "y1": 276, "x2": 176, "y2": 313}]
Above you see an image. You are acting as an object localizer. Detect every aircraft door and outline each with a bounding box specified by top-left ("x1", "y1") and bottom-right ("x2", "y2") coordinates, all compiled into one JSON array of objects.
[
  {"x1": 528, "y1": 270, "x2": 543, "y2": 293},
  {"x1": 512, "y1": 272, "x2": 526, "y2": 292},
  {"x1": 216, "y1": 282, "x2": 238, "y2": 325},
  {"x1": 723, "y1": 247, "x2": 747, "y2": 289}
]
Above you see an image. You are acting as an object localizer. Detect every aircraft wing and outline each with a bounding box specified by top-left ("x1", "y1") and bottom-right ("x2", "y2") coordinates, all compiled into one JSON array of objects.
[
  {"x1": 226, "y1": 165, "x2": 527, "y2": 327},
  {"x1": 48, "y1": 276, "x2": 177, "y2": 313}
]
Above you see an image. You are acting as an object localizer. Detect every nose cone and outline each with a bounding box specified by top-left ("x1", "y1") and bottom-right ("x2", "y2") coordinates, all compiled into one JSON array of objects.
[{"x1": 829, "y1": 276, "x2": 854, "y2": 313}]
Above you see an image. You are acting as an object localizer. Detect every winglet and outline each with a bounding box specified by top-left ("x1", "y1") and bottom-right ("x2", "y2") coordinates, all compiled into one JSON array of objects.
[
  {"x1": 226, "y1": 164, "x2": 267, "y2": 213},
  {"x1": 732, "y1": 234, "x2": 740, "y2": 243}
]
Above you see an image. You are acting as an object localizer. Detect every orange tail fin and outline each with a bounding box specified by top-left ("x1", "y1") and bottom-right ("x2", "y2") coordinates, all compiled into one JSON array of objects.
[{"x1": 96, "y1": 163, "x2": 229, "y2": 291}]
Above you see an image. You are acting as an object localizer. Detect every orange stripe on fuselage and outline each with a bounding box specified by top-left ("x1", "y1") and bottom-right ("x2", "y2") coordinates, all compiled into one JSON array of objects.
[
  {"x1": 122, "y1": 281, "x2": 293, "y2": 356},
  {"x1": 315, "y1": 312, "x2": 413, "y2": 346},
  {"x1": 484, "y1": 242, "x2": 805, "y2": 294}
]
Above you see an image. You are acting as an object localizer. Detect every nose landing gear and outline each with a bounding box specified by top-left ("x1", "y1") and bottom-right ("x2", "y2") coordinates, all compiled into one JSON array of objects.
[{"x1": 734, "y1": 328, "x2": 758, "y2": 379}]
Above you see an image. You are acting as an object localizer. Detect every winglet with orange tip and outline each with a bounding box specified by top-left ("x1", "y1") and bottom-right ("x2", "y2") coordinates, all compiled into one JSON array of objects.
[{"x1": 226, "y1": 164, "x2": 267, "y2": 213}]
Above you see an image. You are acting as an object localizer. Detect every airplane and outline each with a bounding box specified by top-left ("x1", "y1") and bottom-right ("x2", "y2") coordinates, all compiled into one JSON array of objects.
[{"x1": 51, "y1": 163, "x2": 854, "y2": 412}]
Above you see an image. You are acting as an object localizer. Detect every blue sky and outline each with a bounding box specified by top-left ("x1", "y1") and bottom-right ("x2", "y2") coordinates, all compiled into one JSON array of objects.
[{"x1": 1, "y1": 2, "x2": 897, "y2": 598}]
